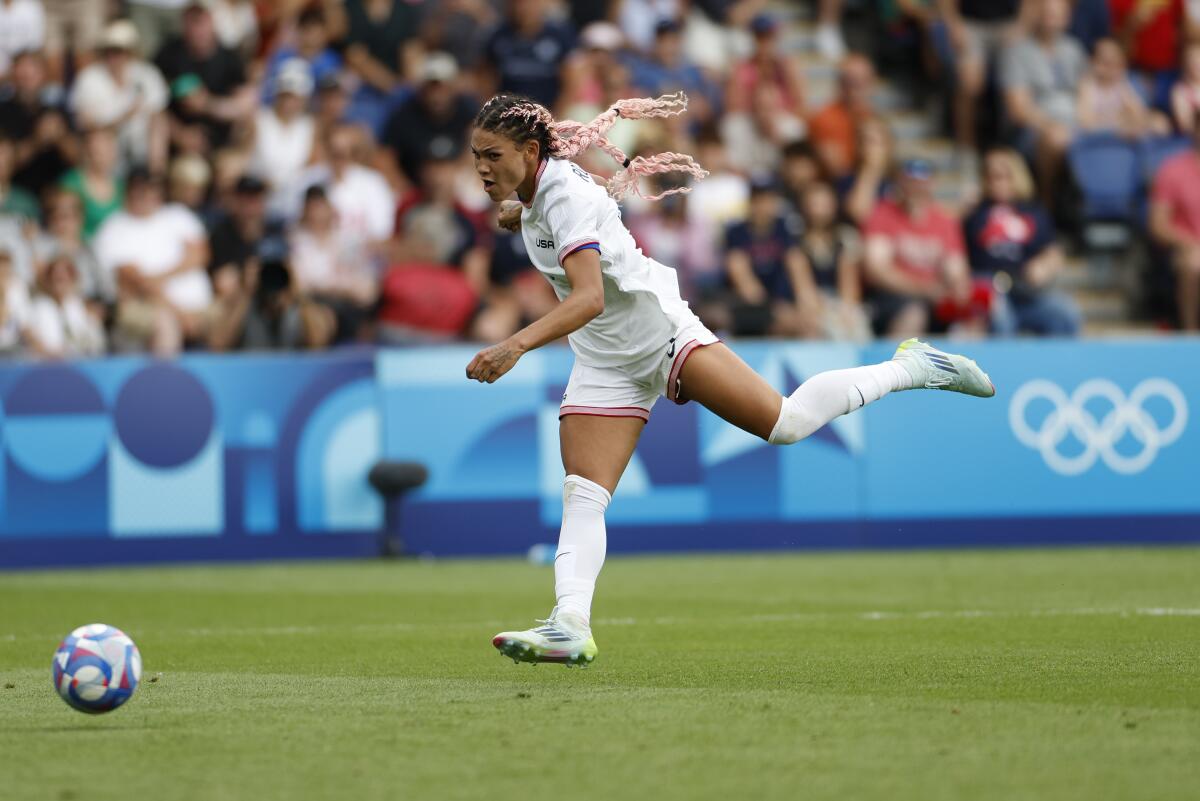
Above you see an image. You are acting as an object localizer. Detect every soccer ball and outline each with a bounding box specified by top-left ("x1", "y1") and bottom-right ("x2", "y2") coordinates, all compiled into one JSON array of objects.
[{"x1": 52, "y1": 624, "x2": 142, "y2": 714}]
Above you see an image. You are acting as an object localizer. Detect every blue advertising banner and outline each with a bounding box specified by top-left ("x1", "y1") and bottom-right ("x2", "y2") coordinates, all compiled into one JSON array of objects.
[
  {"x1": 381, "y1": 339, "x2": 1200, "y2": 556},
  {"x1": 0, "y1": 351, "x2": 382, "y2": 568},
  {"x1": 3, "y1": 338, "x2": 1198, "y2": 568}
]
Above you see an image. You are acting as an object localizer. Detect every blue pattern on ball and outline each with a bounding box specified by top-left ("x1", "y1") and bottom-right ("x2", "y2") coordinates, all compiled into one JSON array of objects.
[{"x1": 52, "y1": 624, "x2": 141, "y2": 714}]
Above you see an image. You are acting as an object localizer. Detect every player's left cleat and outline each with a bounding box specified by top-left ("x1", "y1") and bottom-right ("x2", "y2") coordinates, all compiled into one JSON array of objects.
[
  {"x1": 892, "y1": 338, "x2": 996, "y2": 398},
  {"x1": 491, "y1": 608, "x2": 598, "y2": 668}
]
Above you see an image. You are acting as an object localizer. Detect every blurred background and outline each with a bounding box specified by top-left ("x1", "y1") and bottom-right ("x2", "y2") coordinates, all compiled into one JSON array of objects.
[{"x1": 0, "y1": 0, "x2": 1197, "y2": 567}]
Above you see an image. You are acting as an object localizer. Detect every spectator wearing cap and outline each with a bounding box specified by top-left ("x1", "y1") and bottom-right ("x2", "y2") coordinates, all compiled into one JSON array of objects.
[
  {"x1": 250, "y1": 59, "x2": 317, "y2": 199},
  {"x1": 26, "y1": 253, "x2": 106, "y2": 359},
  {"x1": 260, "y1": 6, "x2": 342, "y2": 105},
  {"x1": 482, "y1": 0, "x2": 577, "y2": 108},
  {"x1": 727, "y1": 14, "x2": 806, "y2": 117},
  {"x1": 808, "y1": 54, "x2": 878, "y2": 181},
  {"x1": 289, "y1": 185, "x2": 379, "y2": 343},
  {"x1": 207, "y1": 173, "x2": 287, "y2": 289},
  {"x1": 1150, "y1": 123, "x2": 1200, "y2": 330},
  {"x1": 0, "y1": 0, "x2": 45, "y2": 77},
  {"x1": 963, "y1": 148, "x2": 1079, "y2": 336},
  {"x1": 155, "y1": 0, "x2": 256, "y2": 152},
  {"x1": 862, "y1": 158, "x2": 976, "y2": 337},
  {"x1": 379, "y1": 52, "x2": 476, "y2": 189},
  {"x1": 628, "y1": 19, "x2": 720, "y2": 127},
  {"x1": 59, "y1": 127, "x2": 124, "y2": 240},
  {"x1": 720, "y1": 176, "x2": 821, "y2": 338},
  {"x1": 70, "y1": 20, "x2": 170, "y2": 173},
  {"x1": 32, "y1": 188, "x2": 114, "y2": 305},
  {"x1": 1001, "y1": 0, "x2": 1086, "y2": 207},
  {"x1": 93, "y1": 167, "x2": 211, "y2": 355}
]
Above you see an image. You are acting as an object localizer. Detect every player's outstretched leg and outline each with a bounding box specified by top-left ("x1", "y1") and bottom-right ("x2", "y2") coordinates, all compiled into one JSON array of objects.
[{"x1": 677, "y1": 338, "x2": 995, "y2": 445}]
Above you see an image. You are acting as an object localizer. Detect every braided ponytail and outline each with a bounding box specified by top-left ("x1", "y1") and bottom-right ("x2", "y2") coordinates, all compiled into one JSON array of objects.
[{"x1": 474, "y1": 92, "x2": 708, "y2": 201}]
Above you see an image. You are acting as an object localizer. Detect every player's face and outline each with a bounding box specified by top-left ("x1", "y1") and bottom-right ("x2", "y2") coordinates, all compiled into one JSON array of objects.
[{"x1": 470, "y1": 128, "x2": 537, "y2": 202}]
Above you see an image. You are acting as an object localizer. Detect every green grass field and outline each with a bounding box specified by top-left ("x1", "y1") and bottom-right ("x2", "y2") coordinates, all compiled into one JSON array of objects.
[{"x1": 3, "y1": 547, "x2": 1199, "y2": 801}]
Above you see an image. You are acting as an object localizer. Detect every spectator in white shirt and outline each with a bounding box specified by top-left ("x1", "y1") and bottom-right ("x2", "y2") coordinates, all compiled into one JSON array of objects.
[
  {"x1": 27, "y1": 253, "x2": 105, "y2": 359},
  {"x1": 251, "y1": 58, "x2": 316, "y2": 206},
  {"x1": 93, "y1": 166, "x2": 211, "y2": 355},
  {"x1": 70, "y1": 20, "x2": 169, "y2": 173},
  {"x1": 292, "y1": 122, "x2": 395, "y2": 250}
]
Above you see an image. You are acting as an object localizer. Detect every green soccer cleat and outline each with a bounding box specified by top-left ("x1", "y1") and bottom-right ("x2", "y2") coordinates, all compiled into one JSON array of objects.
[
  {"x1": 492, "y1": 608, "x2": 598, "y2": 668},
  {"x1": 892, "y1": 338, "x2": 996, "y2": 398}
]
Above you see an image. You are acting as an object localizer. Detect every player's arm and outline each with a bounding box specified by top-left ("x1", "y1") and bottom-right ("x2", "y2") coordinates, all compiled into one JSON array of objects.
[{"x1": 466, "y1": 248, "x2": 604, "y2": 383}]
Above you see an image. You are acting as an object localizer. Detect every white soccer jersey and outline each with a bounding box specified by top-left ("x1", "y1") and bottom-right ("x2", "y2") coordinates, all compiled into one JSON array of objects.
[{"x1": 520, "y1": 157, "x2": 698, "y2": 369}]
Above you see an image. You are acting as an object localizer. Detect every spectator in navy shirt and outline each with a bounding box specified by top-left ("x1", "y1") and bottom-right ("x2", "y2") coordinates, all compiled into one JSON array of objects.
[
  {"x1": 483, "y1": 0, "x2": 576, "y2": 108},
  {"x1": 629, "y1": 20, "x2": 720, "y2": 127},
  {"x1": 721, "y1": 177, "x2": 819, "y2": 337},
  {"x1": 962, "y1": 148, "x2": 1080, "y2": 336}
]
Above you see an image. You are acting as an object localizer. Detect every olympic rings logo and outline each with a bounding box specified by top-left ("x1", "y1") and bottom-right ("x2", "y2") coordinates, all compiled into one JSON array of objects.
[{"x1": 1009, "y1": 379, "x2": 1188, "y2": 475}]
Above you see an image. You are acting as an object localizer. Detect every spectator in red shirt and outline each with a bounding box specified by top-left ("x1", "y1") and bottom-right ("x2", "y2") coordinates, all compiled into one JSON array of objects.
[
  {"x1": 1110, "y1": 0, "x2": 1185, "y2": 107},
  {"x1": 1149, "y1": 125, "x2": 1200, "y2": 329},
  {"x1": 863, "y1": 158, "x2": 975, "y2": 337}
]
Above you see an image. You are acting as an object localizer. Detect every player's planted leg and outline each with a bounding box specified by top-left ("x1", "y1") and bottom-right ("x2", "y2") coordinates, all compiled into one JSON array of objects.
[{"x1": 492, "y1": 474, "x2": 608, "y2": 667}]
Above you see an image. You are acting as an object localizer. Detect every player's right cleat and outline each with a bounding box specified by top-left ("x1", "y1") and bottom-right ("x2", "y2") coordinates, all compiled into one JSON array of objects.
[
  {"x1": 892, "y1": 338, "x2": 996, "y2": 398},
  {"x1": 491, "y1": 608, "x2": 598, "y2": 668}
]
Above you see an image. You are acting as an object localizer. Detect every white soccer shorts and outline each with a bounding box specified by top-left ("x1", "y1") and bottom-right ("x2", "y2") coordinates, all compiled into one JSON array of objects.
[{"x1": 559, "y1": 320, "x2": 719, "y2": 422}]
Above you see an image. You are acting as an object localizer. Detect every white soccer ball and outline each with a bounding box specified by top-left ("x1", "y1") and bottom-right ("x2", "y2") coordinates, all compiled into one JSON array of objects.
[{"x1": 52, "y1": 624, "x2": 142, "y2": 714}]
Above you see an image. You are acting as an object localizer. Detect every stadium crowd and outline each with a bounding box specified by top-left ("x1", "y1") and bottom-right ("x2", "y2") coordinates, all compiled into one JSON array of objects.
[{"x1": 0, "y1": 0, "x2": 1199, "y2": 360}]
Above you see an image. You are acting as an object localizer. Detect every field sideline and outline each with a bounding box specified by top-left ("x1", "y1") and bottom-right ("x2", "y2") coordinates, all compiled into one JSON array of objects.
[{"x1": 2, "y1": 547, "x2": 1198, "y2": 801}]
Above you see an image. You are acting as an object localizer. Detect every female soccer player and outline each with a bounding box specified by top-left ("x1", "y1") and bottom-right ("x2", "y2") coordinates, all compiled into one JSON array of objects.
[{"x1": 466, "y1": 93, "x2": 994, "y2": 667}]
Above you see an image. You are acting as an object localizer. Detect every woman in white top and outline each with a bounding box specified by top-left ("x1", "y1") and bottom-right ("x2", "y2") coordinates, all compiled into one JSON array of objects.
[
  {"x1": 27, "y1": 254, "x2": 106, "y2": 359},
  {"x1": 251, "y1": 58, "x2": 316, "y2": 200},
  {"x1": 466, "y1": 93, "x2": 997, "y2": 667}
]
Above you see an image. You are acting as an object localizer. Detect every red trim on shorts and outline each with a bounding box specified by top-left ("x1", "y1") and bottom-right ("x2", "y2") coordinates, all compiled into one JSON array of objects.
[
  {"x1": 559, "y1": 404, "x2": 651, "y2": 422},
  {"x1": 668, "y1": 338, "x2": 722, "y2": 404}
]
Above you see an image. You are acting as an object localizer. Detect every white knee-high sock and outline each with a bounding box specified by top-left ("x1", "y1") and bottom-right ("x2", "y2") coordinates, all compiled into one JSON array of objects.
[
  {"x1": 554, "y1": 474, "x2": 610, "y2": 626},
  {"x1": 768, "y1": 361, "x2": 915, "y2": 445}
]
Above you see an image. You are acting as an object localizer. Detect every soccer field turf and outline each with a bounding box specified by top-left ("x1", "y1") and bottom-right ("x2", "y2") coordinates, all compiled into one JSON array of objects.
[{"x1": 2, "y1": 548, "x2": 1198, "y2": 801}]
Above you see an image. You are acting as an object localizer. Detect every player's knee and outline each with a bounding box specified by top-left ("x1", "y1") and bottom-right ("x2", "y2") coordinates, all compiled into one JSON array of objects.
[
  {"x1": 563, "y1": 474, "x2": 612, "y2": 514},
  {"x1": 767, "y1": 394, "x2": 824, "y2": 445}
]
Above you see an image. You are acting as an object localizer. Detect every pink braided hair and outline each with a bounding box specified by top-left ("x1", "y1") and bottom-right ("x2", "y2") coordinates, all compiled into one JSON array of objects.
[{"x1": 497, "y1": 92, "x2": 709, "y2": 201}]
